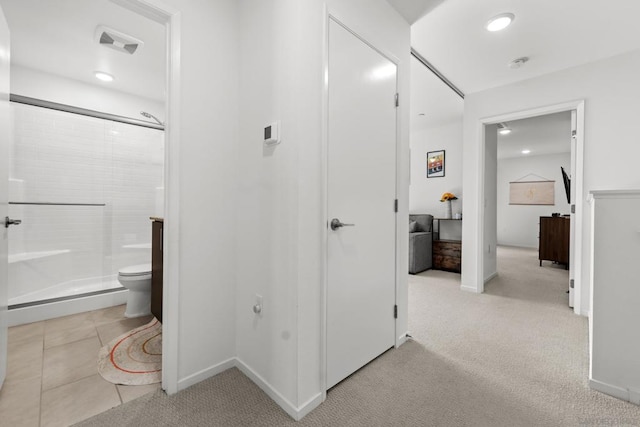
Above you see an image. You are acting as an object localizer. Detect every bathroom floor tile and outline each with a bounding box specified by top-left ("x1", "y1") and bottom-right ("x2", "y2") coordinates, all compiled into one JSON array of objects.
[
  {"x1": 42, "y1": 336, "x2": 101, "y2": 391},
  {"x1": 96, "y1": 315, "x2": 154, "y2": 346},
  {"x1": 0, "y1": 376, "x2": 41, "y2": 427},
  {"x1": 8, "y1": 321, "x2": 44, "y2": 346},
  {"x1": 117, "y1": 383, "x2": 162, "y2": 403},
  {"x1": 91, "y1": 304, "x2": 126, "y2": 326},
  {"x1": 44, "y1": 323, "x2": 97, "y2": 349},
  {"x1": 44, "y1": 311, "x2": 94, "y2": 334},
  {"x1": 40, "y1": 374, "x2": 121, "y2": 427},
  {"x1": 3, "y1": 304, "x2": 140, "y2": 425},
  {"x1": 6, "y1": 337, "x2": 43, "y2": 384}
]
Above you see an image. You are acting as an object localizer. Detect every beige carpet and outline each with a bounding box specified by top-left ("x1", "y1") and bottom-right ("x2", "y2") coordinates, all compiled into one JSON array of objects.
[{"x1": 76, "y1": 246, "x2": 640, "y2": 426}]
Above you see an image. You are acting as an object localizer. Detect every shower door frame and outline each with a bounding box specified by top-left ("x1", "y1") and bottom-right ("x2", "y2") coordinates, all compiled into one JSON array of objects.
[{"x1": 7, "y1": 97, "x2": 162, "y2": 309}]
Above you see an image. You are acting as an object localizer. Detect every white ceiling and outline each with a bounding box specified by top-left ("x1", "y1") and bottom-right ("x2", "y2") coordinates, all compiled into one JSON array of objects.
[
  {"x1": 410, "y1": 55, "x2": 463, "y2": 131},
  {"x1": 411, "y1": 55, "x2": 570, "y2": 160},
  {"x1": 411, "y1": 0, "x2": 640, "y2": 94},
  {"x1": 386, "y1": 0, "x2": 444, "y2": 24},
  {"x1": 497, "y1": 111, "x2": 571, "y2": 160},
  {"x1": 0, "y1": 0, "x2": 165, "y2": 102}
]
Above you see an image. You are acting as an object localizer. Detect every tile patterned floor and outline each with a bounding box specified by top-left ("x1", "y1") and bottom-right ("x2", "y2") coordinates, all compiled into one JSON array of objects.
[{"x1": 0, "y1": 305, "x2": 162, "y2": 427}]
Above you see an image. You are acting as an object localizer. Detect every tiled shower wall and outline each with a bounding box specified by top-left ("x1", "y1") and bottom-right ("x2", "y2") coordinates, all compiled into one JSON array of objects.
[{"x1": 8, "y1": 103, "x2": 164, "y2": 305}]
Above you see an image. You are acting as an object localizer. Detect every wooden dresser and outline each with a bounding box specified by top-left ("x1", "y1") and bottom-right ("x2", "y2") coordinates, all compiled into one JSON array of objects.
[
  {"x1": 538, "y1": 216, "x2": 569, "y2": 268},
  {"x1": 151, "y1": 217, "x2": 163, "y2": 322},
  {"x1": 433, "y1": 239, "x2": 462, "y2": 273},
  {"x1": 432, "y1": 218, "x2": 462, "y2": 273}
]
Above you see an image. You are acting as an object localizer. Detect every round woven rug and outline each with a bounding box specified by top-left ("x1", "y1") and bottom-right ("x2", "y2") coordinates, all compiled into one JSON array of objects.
[{"x1": 98, "y1": 318, "x2": 162, "y2": 385}]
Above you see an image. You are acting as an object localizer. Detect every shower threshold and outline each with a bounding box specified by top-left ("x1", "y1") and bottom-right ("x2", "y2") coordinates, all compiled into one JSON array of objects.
[
  {"x1": 8, "y1": 287, "x2": 128, "y2": 327},
  {"x1": 9, "y1": 287, "x2": 125, "y2": 310}
]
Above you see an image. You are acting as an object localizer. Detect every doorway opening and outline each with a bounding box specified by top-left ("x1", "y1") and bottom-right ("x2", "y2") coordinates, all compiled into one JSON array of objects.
[
  {"x1": 486, "y1": 111, "x2": 573, "y2": 307},
  {"x1": 480, "y1": 101, "x2": 585, "y2": 315},
  {"x1": 0, "y1": 1, "x2": 181, "y2": 423}
]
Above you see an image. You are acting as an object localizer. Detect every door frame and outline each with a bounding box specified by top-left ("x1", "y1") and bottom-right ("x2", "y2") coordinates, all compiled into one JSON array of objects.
[
  {"x1": 477, "y1": 100, "x2": 585, "y2": 315},
  {"x1": 112, "y1": 0, "x2": 181, "y2": 395},
  {"x1": 0, "y1": 3, "x2": 9, "y2": 390},
  {"x1": 321, "y1": 11, "x2": 402, "y2": 396}
]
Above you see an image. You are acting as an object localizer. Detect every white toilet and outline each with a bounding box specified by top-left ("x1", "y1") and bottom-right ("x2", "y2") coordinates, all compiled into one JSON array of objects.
[{"x1": 118, "y1": 263, "x2": 152, "y2": 318}]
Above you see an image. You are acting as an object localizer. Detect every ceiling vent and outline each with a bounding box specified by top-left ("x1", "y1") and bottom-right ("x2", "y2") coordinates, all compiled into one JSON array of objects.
[
  {"x1": 508, "y1": 57, "x2": 529, "y2": 69},
  {"x1": 95, "y1": 25, "x2": 144, "y2": 55}
]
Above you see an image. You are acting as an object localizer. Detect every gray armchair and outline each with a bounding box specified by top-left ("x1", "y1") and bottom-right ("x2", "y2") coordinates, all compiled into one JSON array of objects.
[{"x1": 409, "y1": 214, "x2": 433, "y2": 274}]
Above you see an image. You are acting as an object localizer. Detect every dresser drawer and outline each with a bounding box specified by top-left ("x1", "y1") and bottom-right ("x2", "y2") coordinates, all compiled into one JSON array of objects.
[
  {"x1": 433, "y1": 241, "x2": 461, "y2": 257},
  {"x1": 433, "y1": 240, "x2": 461, "y2": 273}
]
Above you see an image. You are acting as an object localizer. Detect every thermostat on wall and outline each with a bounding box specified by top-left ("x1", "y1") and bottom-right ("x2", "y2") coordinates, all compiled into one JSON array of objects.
[{"x1": 264, "y1": 121, "x2": 280, "y2": 146}]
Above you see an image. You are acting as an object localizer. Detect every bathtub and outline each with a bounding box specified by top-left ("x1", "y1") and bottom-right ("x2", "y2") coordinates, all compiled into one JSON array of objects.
[
  {"x1": 7, "y1": 249, "x2": 134, "y2": 326},
  {"x1": 8, "y1": 289, "x2": 128, "y2": 327}
]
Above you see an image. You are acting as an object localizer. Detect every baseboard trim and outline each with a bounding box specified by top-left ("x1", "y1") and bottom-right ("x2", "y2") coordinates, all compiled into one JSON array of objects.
[
  {"x1": 177, "y1": 357, "x2": 236, "y2": 391},
  {"x1": 396, "y1": 332, "x2": 409, "y2": 347},
  {"x1": 235, "y1": 358, "x2": 302, "y2": 420},
  {"x1": 589, "y1": 378, "x2": 630, "y2": 402},
  {"x1": 460, "y1": 284, "x2": 480, "y2": 293},
  {"x1": 177, "y1": 357, "x2": 325, "y2": 420},
  {"x1": 629, "y1": 388, "x2": 640, "y2": 405},
  {"x1": 297, "y1": 392, "x2": 324, "y2": 420},
  {"x1": 484, "y1": 272, "x2": 498, "y2": 284}
]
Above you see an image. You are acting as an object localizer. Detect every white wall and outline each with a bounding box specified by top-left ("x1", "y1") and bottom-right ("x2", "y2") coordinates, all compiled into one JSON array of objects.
[
  {"x1": 483, "y1": 124, "x2": 497, "y2": 282},
  {"x1": 236, "y1": 0, "x2": 301, "y2": 410},
  {"x1": 160, "y1": 0, "x2": 240, "y2": 388},
  {"x1": 497, "y1": 153, "x2": 571, "y2": 248},
  {"x1": 409, "y1": 57, "x2": 463, "y2": 219},
  {"x1": 589, "y1": 191, "x2": 640, "y2": 404},
  {"x1": 10, "y1": 65, "x2": 164, "y2": 122},
  {"x1": 410, "y1": 121, "x2": 463, "y2": 217},
  {"x1": 237, "y1": 0, "x2": 409, "y2": 417},
  {"x1": 462, "y1": 49, "x2": 640, "y2": 313}
]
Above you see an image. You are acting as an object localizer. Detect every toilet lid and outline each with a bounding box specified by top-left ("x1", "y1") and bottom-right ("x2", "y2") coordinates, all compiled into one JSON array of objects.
[{"x1": 119, "y1": 263, "x2": 152, "y2": 277}]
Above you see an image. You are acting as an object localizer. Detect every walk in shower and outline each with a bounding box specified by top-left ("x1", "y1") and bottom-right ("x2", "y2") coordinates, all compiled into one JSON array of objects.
[{"x1": 7, "y1": 97, "x2": 164, "y2": 318}]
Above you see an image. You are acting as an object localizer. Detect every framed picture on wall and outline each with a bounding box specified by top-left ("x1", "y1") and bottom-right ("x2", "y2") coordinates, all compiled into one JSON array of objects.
[{"x1": 427, "y1": 150, "x2": 445, "y2": 178}]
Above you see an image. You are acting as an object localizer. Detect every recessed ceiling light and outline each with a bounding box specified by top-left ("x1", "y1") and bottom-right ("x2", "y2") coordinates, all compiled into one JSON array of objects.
[
  {"x1": 498, "y1": 123, "x2": 511, "y2": 135},
  {"x1": 522, "y1": 149, "x2": 531, "y2": 154},
  {"x1": 486, "y1": 13, "x2": 515, "y2": 32},
  {"x1": 94, "y1": 71, "x2": 114, "y2": 82}
]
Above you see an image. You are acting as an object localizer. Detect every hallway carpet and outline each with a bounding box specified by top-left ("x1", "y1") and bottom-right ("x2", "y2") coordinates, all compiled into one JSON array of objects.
[{"x1": 76, "y1": 246, "x2": 640, "y2": 426}]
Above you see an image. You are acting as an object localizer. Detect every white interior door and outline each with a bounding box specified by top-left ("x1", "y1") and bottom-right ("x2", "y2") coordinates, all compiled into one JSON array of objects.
[
  {"x1": 327, "y1": 18, "x2": 397, "y2": 389},
  {"x1": 0, "y1": 4, "x2": 10, "y2": 390}
]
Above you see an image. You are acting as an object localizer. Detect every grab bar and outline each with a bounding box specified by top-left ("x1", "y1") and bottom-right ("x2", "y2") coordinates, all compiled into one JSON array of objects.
[{"x1": 9, "y1": 202, "x2": 106, "y2": 207}]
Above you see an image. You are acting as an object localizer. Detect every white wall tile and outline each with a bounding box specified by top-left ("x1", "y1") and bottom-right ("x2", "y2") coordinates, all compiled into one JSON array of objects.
[{"x1": 8, "y1": 103, "x2": 164, "y2": 304}]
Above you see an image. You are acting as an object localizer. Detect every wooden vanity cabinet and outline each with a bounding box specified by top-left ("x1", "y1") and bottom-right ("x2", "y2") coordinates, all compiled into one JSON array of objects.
[{"x1": 151, "y1": 218, "x2": 163, "y2": 323}]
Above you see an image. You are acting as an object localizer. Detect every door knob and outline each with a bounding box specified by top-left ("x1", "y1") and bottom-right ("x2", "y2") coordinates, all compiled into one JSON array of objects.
[
  {"x1": 4, "y1": 217, "x2": 22, "y2": 228},
  {"x1": 330, "y1": 218, "x2": 355, "y2": 230}
]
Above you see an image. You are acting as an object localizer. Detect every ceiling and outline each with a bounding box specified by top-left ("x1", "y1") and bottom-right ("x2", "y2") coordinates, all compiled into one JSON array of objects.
[
  {"x1": 386, "y1": 0, "x2": 444, "y2": 24},
  {"x1": 410, "y1": 55, "x2": 463, "y2": 131},
  {"x1": 0, "y1": 0, "x2": 165, "y2": 102},
  {"x1": 411, "y1": 0, "x2": 640, "y2": 94},
  {"x1": 411, "y1": 53, "x2": 571, "y2": 160},
  {"x1": 497, "y1": 112, "x2": 571, "y2": 160}
]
